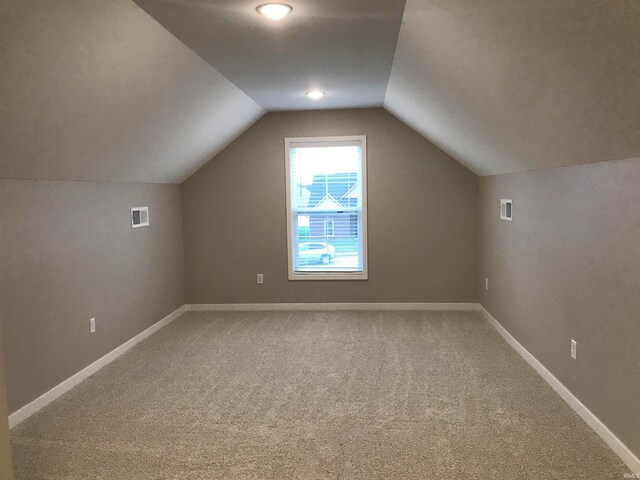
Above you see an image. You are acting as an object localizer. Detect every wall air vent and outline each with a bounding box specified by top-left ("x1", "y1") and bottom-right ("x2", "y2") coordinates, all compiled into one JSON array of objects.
[
  {"x1": 131, "y1": 207, "x2": 149, "y2": 228},
  {"x1": 500, "y1": 199, "x2": 513, "y2": 221}
]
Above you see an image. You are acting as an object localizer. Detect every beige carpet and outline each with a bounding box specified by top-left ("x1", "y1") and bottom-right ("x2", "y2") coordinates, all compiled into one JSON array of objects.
[{"x1": 11, "y1": 310, "x2": 629, "y2": 479}]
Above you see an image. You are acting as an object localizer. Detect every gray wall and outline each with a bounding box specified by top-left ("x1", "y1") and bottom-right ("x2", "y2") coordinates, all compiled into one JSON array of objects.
[
  {"x1": 182, "y1": 108, "x2": 479, "y2": 304},
  {"x1": 479, "y1": 157, "x2": 640, "y2": 458},
  {"x1": 0, "y1": 326, "x2": 13, "y2": 480},
  {"x1": 0, "y1": 180, "x2": 185, "y2": 413}
]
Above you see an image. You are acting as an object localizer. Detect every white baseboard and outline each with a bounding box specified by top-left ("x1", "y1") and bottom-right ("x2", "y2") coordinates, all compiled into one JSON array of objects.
[
  {"x1": 186, "y1": 303, "x2": 481, "y2": 312},
  {"x1": 8, "y1": 305, "x2": 187, "y2": 429},
  {"x1": 480, "y1": 305, "x2": 640, "y2": 474}
]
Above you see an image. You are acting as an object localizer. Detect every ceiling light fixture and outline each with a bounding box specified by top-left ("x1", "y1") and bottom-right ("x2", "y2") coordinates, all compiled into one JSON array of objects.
[
  {"x1": 256, "y1": 3, "x2": 292, "y2": 21},
  {"x1": 306, "y1": 90, "x2": 325, "y2": 100}
]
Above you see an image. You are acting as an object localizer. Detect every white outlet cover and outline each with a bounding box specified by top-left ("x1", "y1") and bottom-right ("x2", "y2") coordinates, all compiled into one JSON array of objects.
[
  {"x1": 485, "y1": 278, "x2": 489, "y2": 290},
  {"x1": 571, "y1": 339, "x2": 577, "y2": 359},
  {"x1": 90, "y1": 318, "x2": 96, "y2": 333},
  {"x1": 257, "y1": 274, "x2": 264, "y2": 284}
]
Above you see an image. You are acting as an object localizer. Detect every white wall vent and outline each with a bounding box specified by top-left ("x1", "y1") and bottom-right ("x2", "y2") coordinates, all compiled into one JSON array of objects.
[
  {"x1": 500, "y1": 199, "x2": 513, "y2": 221},
  {"x1": 131, "y1": 207, "x2": 149, "y2": 228}
]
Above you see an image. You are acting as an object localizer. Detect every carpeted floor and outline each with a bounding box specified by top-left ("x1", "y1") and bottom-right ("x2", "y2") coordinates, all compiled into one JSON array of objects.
[{"x1": 11, "y1": 310, "x2": 629, "y2": 479}]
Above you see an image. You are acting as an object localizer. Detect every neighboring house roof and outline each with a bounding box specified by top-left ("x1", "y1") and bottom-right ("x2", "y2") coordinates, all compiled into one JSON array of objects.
[
  {"x1": 304, "y1": 174, "x2": 358, "y2": 208},
  {"x1": 315, "y1": 195, "x2": 344, "y2": 211},
  {"x1": 341, "y1": 181, "x2": 360, "y2": 200}
]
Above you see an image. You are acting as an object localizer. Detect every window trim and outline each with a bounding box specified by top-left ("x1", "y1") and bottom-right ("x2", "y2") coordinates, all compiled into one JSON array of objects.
[{"x1": 284, "y1": 135, "x2": 368, "y2": 281}]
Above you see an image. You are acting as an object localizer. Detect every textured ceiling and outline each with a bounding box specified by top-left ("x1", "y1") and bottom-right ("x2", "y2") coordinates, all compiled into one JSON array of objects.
[
  {"x1": 133, "y1": 0, "x2": 406, "y2": 111},
  {"x1": 385, "y1": 0, "x2": 640, "y2": 176},
  {"x1": 0, "y1": 0, "x2": 264, "y2": 184}
]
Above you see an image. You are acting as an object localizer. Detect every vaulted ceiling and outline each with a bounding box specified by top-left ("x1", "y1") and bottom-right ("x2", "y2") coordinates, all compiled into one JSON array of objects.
[
  {"x1": 0, "y1": 0, "x2": 263, "y2": 184},
  {"x1": 1, "y1": 0, "x2": 638, "y2": 183},
  {"x1": 385, "y1": 0, "x2": 640, "y2": 176},
  {"x1": 133, "y1": 0, "x2": 407, "y2": 111}
]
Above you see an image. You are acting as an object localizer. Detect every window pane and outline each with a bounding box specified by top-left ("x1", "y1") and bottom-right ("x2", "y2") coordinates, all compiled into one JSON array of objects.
[
  {"x1": 290, "y1": 145, "x2": 362, "y2": 211},
  {"x1": 293, "y1": 211, "x2": 361, "y2": 272}
]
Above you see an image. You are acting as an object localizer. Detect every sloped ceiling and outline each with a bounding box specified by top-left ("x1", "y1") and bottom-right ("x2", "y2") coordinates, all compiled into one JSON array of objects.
[
  {"x1": 385, "y1": 0, "x2": 640, "y2": 176},
  {"x1": 2, "y1": 0, "x2": 638, "y2": 182},
  {"x1": 0, "y1": 0, "x2": 264, "y2": 184},
  {"x1": 133, "y1": 0, "x2": 406, "y2": 111}
]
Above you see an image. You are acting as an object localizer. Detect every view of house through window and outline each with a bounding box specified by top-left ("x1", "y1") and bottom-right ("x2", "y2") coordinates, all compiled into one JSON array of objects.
[{"x1": 285, "y1": 136, "x2": 367, "y2": 280}]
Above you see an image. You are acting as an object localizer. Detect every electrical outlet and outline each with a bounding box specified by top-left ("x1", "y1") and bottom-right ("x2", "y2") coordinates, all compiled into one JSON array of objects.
[
  {"x1": 570, "y1": 339, "x2": 577, "y2": 360},
  {"x1": 257, "y1": 274, "x2": 264, "y2": 285},
  {"x1": 485, "y1": 278, "x2": 489, "y2": 290},
  {"x1": 89, "y1": 318, "x2": 96, "y2": 334}
]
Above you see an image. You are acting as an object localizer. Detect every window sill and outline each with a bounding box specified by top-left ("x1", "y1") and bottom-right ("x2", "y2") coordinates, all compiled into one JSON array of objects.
[{"x1": 288, "y1": 272, "x2": 368, "y2": 281}]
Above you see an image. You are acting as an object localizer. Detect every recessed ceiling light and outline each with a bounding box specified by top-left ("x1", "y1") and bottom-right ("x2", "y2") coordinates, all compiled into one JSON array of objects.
[
  {"x1": 256, "y1": 3, "x2": 292, "y2": 21},
  {"x1": 306, "y1": 90, "x2": 325, "y2": 100}
]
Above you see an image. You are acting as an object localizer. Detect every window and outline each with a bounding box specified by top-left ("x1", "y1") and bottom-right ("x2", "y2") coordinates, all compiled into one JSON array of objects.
[
  {"x1": 324, "y1": 219, "x2": 334, "y2": 237},
  {"x1": 285, "y1": 136, "x2": 368, "y2": 280}
]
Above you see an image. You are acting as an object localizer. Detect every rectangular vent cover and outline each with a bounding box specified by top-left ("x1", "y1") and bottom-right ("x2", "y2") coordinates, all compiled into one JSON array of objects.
[
  {"x1": 500, "y1": 199, "x2": 513, "y2": 221},
  {"x1": 131, "y1": 207, "x2": 149, "y2": 228}
]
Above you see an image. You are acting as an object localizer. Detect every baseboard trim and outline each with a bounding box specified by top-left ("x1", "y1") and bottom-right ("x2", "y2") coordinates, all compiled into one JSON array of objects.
[
  {"x1": 480, "y1": 305, "x2": 640, "y2": 474},
  {"x1": 8, "y1": 305, "x2": 187, "y2": 429},
  {"x1": 186, "y1": 303, "x2": 481, "y2": 312}
]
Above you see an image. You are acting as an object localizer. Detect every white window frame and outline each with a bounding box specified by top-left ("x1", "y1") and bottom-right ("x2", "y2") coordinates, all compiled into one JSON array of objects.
[
  {"x1": 324, "y1": 219, "x2": 335, "y2": 237},
  {"x1": 285, "y1": 135, "x2": 368, "y2": 281}
]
